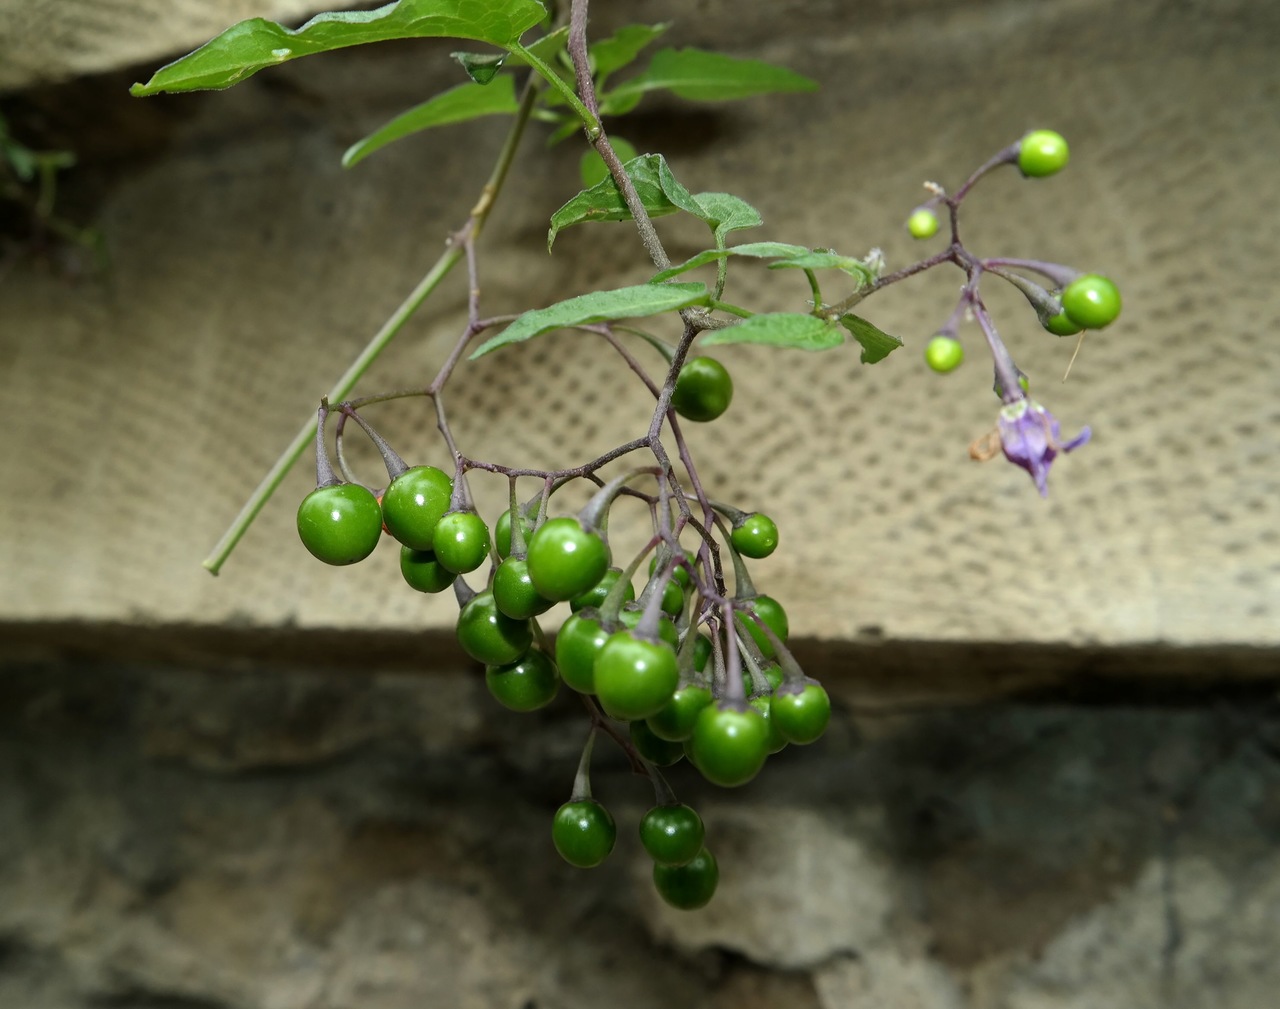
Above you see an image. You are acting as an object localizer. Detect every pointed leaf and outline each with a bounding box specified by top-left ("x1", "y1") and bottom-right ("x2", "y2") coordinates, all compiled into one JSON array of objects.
[
  {"x1": 768, "y1": 249, "x2": 875, "y2": 285},
  {"x1": 343, "y1": 76, "x2": 519, "y2": 167},
  {"x1": 547, "y1": 153, "x2": 700, "y2": 249},
  {"x1": 452, "y1": 51, "x2": 506, "y2": 84},
  {"x1": 701, "y1": 313, "x2": 842, "y2": 351},
  {"x1": 691, "y1": 192, "x2": 763, "y2": 243},
  {"x1": 840, "y1": 313, "x2": 903, "y2": 364},
  {"x1": 601, "y1": 47, "x2": 817, "y2": 113},
  {"x1": 131, "y1": 0, "x2": 548, "y2": 96},
  {"x1": 591, "y1": 23, "x2": 671, "y2": 81},
  {"x1": 649, "y1": 242, "x2": 824, "y2": 282},
  {"x1": 470, "y1": 282, "x2": 710, "y2": 358}
]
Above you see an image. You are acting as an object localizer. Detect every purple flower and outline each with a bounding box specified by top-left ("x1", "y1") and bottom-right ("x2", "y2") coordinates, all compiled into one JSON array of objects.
[{"x1": 996, "y1": 398, "x2": 1090, "y2": 496}]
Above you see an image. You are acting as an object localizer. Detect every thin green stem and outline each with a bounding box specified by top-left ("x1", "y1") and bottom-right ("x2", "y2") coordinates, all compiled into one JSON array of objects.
[
  {"x1": 202, "y1": 78, "x2": 541, "y2": 574},
  {"x1": 510, "y1": 42, "x2": 599, "y2": 136}
]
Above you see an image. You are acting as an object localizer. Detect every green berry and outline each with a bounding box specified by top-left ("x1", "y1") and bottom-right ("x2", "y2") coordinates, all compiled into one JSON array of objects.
[
  {"x1": 455, "y1": 590, "x2": 532, "y2": 666},
  {"x1": 297, "y1": 484, "x2": 383, "y2": 565},
  {"x1": 770, "y1": 682, "x2": 832, "y2": 745},
  {"x1": 629, "y1": 719, "x2": 685, "y2": 766},
  {"x1": 485, "y1": 650, "x2": 560, "y2": 712},
  {"x1": 649, "y1": 551, "x2": 693, "y2": 589},
  {"x1": 569, "y1": 566, "x2": 635, "y2": 613},
  {"x1": 552, "y1": 799, "x2": 616, "y2": 869},
  {"x1": 749, "y1": 694, "x2": 789, "y2": 754},
  {"x1": 689, "y1": 703, "x2": 769, "y2": 787},
  {"x1": 554, "y1": 610, "x2": 611, "y2": 694},
  {"x1": 593, "y1": 631, "x2": 679, "y2": 722},
  {"x1": 730, "y1": 512, "x2": 779, "y2": 559},
  {"x1": 431, "y1": 511, "x2": 491, "y2": 574},
  {"x1": 738, "y1": 595, "x2": 789, "y2": 659},
  {"x1": 653, "y1": 847, "x2": 718, "y2": 910},
  {"x1": 907, "y1": 207, "x2": 939, "y2": 239},
  {"x1": 1041, "y1": 308, "x2": 1083, "y2": 337},
  {"x1": 671, "y1": 357, "x2": 733, "y2": 423},
  {"x1": 1061, "y1": 274, "x2": 1122, "y2": 329},
  {"x1": 924, "y1": 335, "x2": 964, "y2": 374},
  {"x1": 646, "y1": 683, "x2": 713, "y2": 742},
  {"x1": 658, "y1": 578, "x2": 685, "y2": 617},
  {"x1": 526, "y1": 517, "x2": 611, "y2": 602},
  {"x1": 381, "y1": 465, "x2": 452, "y2": 551},
  {"x1": 492, "y1": 556, "x2": 554, "y2": 620},
  {"x1": 399, "y1": 546, "x2": 457, "y2": 593},
  {"x1": 639, "y1": 804, "x2": 705, "y2": 867},
  {"x1": 1017, "y1": 129, "x2": 1069, "y2": 178},
  {"x1": 494, "y1": 506, "x2": 535, "y2": 560},
  {"x1": 619, "y1": 604, "x2": 680, "y2": 649}
]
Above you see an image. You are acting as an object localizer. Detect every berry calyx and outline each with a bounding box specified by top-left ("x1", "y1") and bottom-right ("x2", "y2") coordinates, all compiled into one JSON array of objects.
[
  {"x1": 455, "y1": 590, "x2": 532, "y2": 666},
  {"x1": 526, "y1": 516, "x2": 611, "y2": 601},
  {"x1": 485, "y1": 650, "x2": 560, "y2": 712},
  {"x1": 431, "y1": 510, "x2": 491, "y2": 573},
  {"x1": 639, "y1": 804, "x2": 705, "y2": 867},
  {"x1": 653, "y1": 847, "x2": 718, "y2": 910},
  {"x1": 1060, "y1": 274, "x2": 1122, "y2": 329},
  {"x1": 593, "y1": 631, "x2": 679, "y2": 721},
  {"x1": 731, "y1": 512, "x2": 779, "y2": 559},
  {"x1": 671, "y1": 356, "x2": 733, "y2": 423},
  {"x1": 907, "y1": 207, "x2": 940, "y2": 239},
  {"x1": 1017, "y1": 130, "x2": 1069, "y2": 178},
  {"x1": 924, "y1": 335, "x2": 964, "y2": 374},
  {"x1": 688, "y1": 702, "x2": 769, "y2": 787},
  {"x1": 770, "y1": 682, "x2": 832, "y2": 745},
  {"x1": 399, "y1": 546, "x2": 457, "y2": 593},
  {"x1": 381, "y1": 465, "x2": 453, "y2": 551},
  {"x1": 552, "y1": 799, "x2": 616, "y2": 869},
  {"x1": 297, "y1": 484, "x2": 383, "y2": 565}
]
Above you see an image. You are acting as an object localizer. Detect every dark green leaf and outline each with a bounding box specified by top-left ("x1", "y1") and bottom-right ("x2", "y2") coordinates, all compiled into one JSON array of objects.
[
  {"x1": 131, "y1": 0, "x2": 548, "y2": 96},
  {"x1": 601, "y1": 47, "x2": 817, "y2": 114},
  {"x1": 768, "y1": 249, "x2": 875, "y2": 285},
  {"x1": 452, "y1": 51, "x2": 506, "y2": 84},
  {"x1": 547, "y1": 153, "x2": 700, "y2": 249},
  {"x1": 840, "y1": 313, "x2": 903, "y2": 364},
  {"x1": 591, "y1": 23, "x2": 671, "y2": 81},
  {"x1": 649, "y1": 242, "x2": 826, "y2": 282},
  {"x1": 701, "y1": 313, "x2": 842, "y2": 351},
  {"x1": 343, "y1": 76, "x2": 519, "y2": 167},
  {"x1": 579, "y1": 137, "x2": 638, "y2": 188},
  {"x1": 470, "y1": 282, "x2": 710, "y2": 358}
]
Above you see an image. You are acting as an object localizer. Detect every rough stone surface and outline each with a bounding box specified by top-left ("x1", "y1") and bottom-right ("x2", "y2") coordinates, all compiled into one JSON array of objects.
[
  {"x1": 2, "y1": 660, "x2": 1279, "y2": 1008},
  {"x1": 0, "y1": 0, "x2": 1276, "y2": 652}
]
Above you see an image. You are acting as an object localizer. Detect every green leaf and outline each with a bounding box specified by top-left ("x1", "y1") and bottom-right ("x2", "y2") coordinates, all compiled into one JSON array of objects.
[
  {"x1": 547, "y1": 153, "x2": 701, "y2": 249},
  {"x1": 470, "y1": 282, "x2": 710, "y2": 359},
  {"x1": 343, "y1": 76, "x2": 519, "y2": 167},
  {"x1": 505, "y1": 24, "x2": 568, "y2": 65},
  {"x1": 590, "y1": 23, "x2": 670, "y2": 82},
  {"x1": 701, "y1": 313, "x2": 842, "y2": 351},
  {"x1": 600, "y1": 47, "x2": 817, "y2": 115},
  {"x1": 130, "y1": 0, "x2": 548, "y2": 96},
  {"x1": 452, "y1": 51, "x2": 506, "y2": 84},
  {"x1": 691, "y1": 192, "x2": 762, "y2": 244},
  {"x1": 650, "y1": 242, "x2": 827, "y2": 282},
  {"x1": 840, "y1": 313, "x2": 903, "y2": 364},
  {"x1": 579, "y1": 137, "x2": 638, "y2": 188},
  {"x1": 768, "y1": 249, "x2": 875, "y2": 284}
]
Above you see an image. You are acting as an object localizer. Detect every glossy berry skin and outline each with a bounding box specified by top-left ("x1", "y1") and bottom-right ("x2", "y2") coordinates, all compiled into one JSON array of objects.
[
  {"x1": 924, "y1": 335, "x2": 964, "y2": 374},
  {"x1": 492, "y1": 557, "x2": 554, "y2": 620},
  {"x1": 629, "y1": 719, "x2": 685, "y2": 766},
  {"x1": 554, "y1": 609, "x2": 612, "y2": 694},
  {"x1": 649, "y1": 552, "x2": 693, "y2": 589},
  {"x1": 381, "y1": 466, "x2": 452, "y2": 551},
  {"x1": 1061, "y1": 274, "x2": 1122, "y2": 329},
  {"x1": 526, "y1": 517, "x2": 611, "y2": 602},
  {"x1": 494, "y1": 507, "x2": 535, "y2": 560},
  {"x1": 594, "y1": 631, "x2": 679, "y2": 721},
  {"x1": 646, "y1": 684, "x2": 713, "y2": 742},
  {"x1": 671, "y1": 357, "x2": 733, "y2": 423},
  {"x1": 552, "y1": 799, "x2": 616, "y2": 869},
  {"x1": 569, "y1": 566, "x2": 635, "y2": 613},
  {"x1": 907, "y1": 207, "x2": 939, "y2": 239},
  {"x1": 455, "y1": 590, "x2": 532, "y2": 666},
  {"x1": 689, "y1": 703, "x2": 769, "y2": 787},
  {"x1": 399, "y1": 546, "x2": 457, "y2": 593},
  {"x1": 731, "y1": 512, "x2": 779, "y2": 559},
  {"x1": 639, "y1": 804, "x2": 705, "y2": 867},
  {"x1": 618, "y1": 605, "x2": 680, "y2": 649},
  {"x1": 749, "y1": 695, "x2": 789, "y2": 754},
  {"x1": 739, "y1": 595, "x2": 790, "y2": 659},
  {"x1": 1017, "y1": 129, "x2": 1069, "y2": 178},
  {"x1": 1041, "y1": 308, "x2": 1083, "y2": 337},
  {"x1": 297, "y1": 484, "x2": 383, "y2": 565},
  {"x1": 653, "y1": 847, "x2": 718, "y2": 910},
  {"x1": 658, "y1": 578, "x2": 685, "y2": 617},
  {"x1": 485, "y1": 650, "x2": 560, "y2": 712},
  {"x1": 771, "y1": 682, "x2": 832, "y2": 745},
  {"x1": 431, "y1": 511, "x2": 490, "y2": 574}
]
